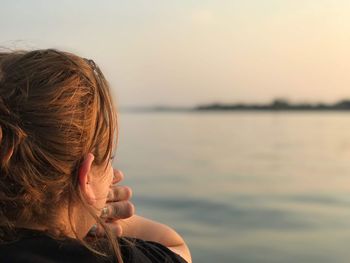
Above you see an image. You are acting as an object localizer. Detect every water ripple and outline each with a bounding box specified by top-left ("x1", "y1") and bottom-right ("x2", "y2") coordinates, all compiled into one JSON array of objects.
[{"x1": 134, "y1": 195, "x2": 316, "y2": 231}]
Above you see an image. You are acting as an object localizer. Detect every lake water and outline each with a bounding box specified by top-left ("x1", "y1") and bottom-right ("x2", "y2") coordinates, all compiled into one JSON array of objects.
[{"x1": 114, "y1": 111, "x2": 350, "y2": 263}]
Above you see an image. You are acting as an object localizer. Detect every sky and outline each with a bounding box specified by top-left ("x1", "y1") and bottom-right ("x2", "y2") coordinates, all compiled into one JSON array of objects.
[{"x1": 1, "y1": 0, "x2": 350, "y2": 107}]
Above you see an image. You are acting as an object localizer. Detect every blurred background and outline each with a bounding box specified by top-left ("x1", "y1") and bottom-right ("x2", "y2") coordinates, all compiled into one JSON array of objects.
[{"x1": 1, "y1": 1, "x2": 350, "y2": 262}]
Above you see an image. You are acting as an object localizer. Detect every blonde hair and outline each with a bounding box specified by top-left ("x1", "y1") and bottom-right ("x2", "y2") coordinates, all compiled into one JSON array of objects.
[{"x1": 0, "y1": 49, "x2": 122, "y2": 261}]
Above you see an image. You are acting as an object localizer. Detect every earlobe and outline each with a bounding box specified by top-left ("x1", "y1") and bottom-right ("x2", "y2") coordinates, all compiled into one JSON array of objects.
[{"x1": 78, "y1": 153, "x2": 96, "y2": 205}]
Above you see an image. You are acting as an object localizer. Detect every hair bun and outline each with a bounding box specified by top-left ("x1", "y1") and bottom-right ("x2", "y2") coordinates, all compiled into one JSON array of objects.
[{"x1": 0, "y1": 97, "x2": 27, "y2": 171}]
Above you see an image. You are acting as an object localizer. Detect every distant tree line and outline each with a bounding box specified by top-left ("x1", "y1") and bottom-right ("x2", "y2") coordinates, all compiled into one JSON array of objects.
[{"x1": 195, "y1": 99, "x2": 350, "y2": 111}]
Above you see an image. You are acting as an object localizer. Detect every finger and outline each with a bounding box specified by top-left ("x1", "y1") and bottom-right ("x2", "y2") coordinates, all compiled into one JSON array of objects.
[
  {"x1": 87, "y1": 224, "x2": 104, "y2": 237},
  {"x1": 100, "y1": 201, "x2": 135, "y2": 220},
  {"x1": 107, "y1": 185, "x2": 132, "y2": 202},
  {"x1": 88, "y1": 223, "x2": 123, "y2": 237},
  {"x1": 105, "y1": 222, "x2": 123, "y2": 237},
  {"x1": 111, "y1": 169, "x2": 124, "y2": 185}
]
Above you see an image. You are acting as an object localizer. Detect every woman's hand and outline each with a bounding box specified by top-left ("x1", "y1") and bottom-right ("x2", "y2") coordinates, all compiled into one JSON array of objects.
[{"x1": 88, "y1": 169, "x2": 135, "y2": 237}]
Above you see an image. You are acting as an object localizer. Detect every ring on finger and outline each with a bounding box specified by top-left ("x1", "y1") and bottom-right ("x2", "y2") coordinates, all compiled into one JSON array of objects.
[{"x1": 101, "y1": 206, "x2": 109, "y2": 218}]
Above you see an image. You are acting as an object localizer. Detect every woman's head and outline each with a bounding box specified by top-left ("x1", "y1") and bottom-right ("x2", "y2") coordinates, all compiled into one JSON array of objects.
[{"x1": 0, "y1": 49, "x2": 117, "y2": 238}]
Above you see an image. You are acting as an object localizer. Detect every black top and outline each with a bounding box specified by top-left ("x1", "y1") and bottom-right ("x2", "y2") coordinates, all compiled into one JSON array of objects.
[{"x1": 0, "y1": 228, "x2": 187, "y2": 263}]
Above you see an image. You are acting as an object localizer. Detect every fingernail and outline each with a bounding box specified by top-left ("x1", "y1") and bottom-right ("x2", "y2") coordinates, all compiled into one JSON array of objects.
[{"x1": 89, "y1": 224, "x2": 98, "y2": 235}]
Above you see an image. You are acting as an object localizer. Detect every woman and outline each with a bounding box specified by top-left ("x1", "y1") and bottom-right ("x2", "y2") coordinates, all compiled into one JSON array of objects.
[{"x1": 0, "y1": 49, "x2": 191, "y2": 263}]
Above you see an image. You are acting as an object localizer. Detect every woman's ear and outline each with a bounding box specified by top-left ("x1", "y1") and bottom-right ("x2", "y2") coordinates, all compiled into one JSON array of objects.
[{"x1": 78, "y1": 153, "x2": 96, "y2": 205}]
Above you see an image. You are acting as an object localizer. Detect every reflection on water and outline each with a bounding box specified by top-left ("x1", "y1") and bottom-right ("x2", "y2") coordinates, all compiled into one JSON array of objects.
[{"x1": 115, "y1": 112, "x2": 350, "y2": 263}]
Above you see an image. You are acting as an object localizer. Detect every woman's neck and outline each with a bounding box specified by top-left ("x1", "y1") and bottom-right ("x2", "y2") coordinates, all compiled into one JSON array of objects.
[{"x1": 12, "y1": 205, "x2": 94, "y2": 239}]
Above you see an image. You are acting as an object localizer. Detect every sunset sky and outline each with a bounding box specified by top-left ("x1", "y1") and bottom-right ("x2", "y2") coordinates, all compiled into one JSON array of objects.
[{"x1": 1, "y1": 0, "x2": 350, "y2": 107}]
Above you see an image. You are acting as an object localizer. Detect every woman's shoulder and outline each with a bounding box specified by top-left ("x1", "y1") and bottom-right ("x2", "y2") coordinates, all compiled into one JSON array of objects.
[{"x1": 0, "y1": 228, "x2": 187, "y2": 263}]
